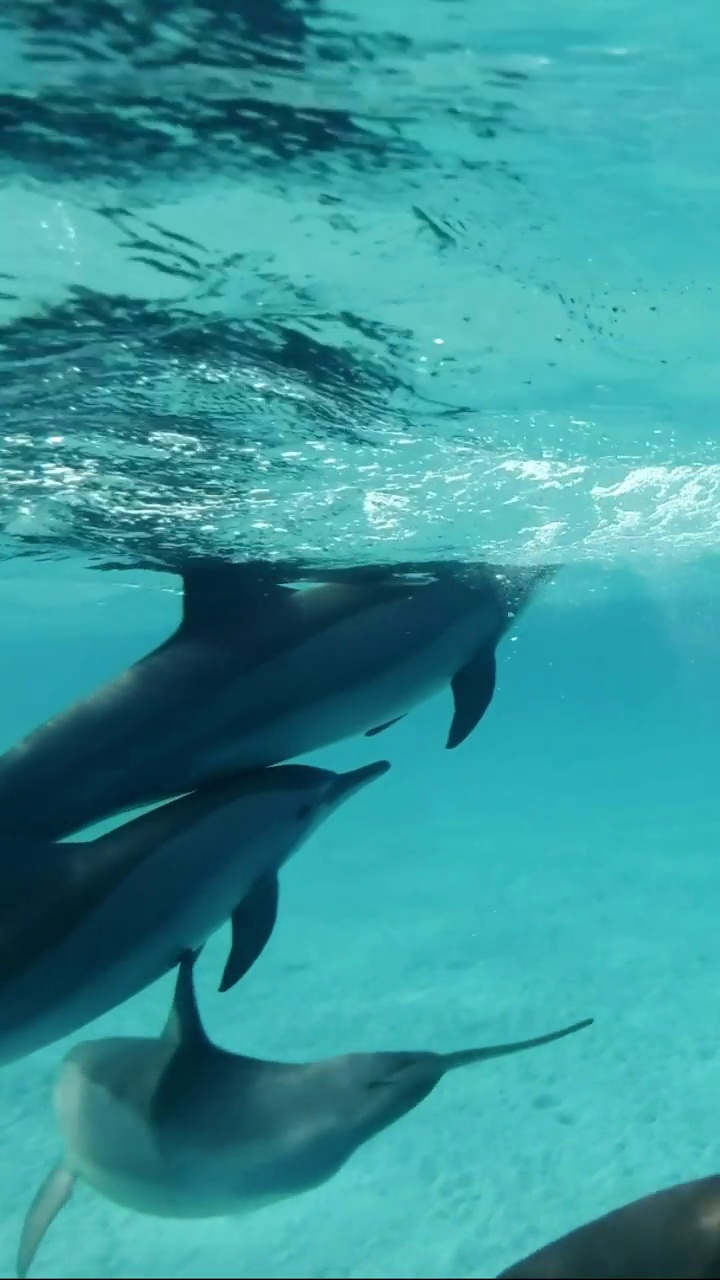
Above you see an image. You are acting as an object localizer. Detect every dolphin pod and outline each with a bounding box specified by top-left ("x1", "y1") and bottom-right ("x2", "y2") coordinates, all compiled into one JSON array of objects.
[
  {"x1": 0, "y1": 550, "x2": 641, "y2": 1279},
  {"x1": 17, "y1": 949, "x2": 593, "y2": 1278},
  {"x1": 0, "y1": 557, "x2": 557, "y2": 841},
  {"x1": 0, "y1": 759, "x2": 389, "y2": 1065}
]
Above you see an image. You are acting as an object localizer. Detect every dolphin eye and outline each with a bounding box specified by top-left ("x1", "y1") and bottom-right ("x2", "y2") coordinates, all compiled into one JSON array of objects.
[{"x1": 296, "y1": 804, "x2": 313, "y2": 820}]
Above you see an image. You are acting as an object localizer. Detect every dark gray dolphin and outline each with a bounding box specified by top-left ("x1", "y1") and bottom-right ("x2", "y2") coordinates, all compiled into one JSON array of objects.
[
  {"x1": 497, "y1": 1175, "x2": 720, "y2": 1278},
  {"x1": 0, "y1": 759, "x2": 388, "y2": 1065},
  {"x1": 0, "y1": 557, "x2": 557, "y2": 840},
  {"x1": 17, "y1": 950, "x2": 592, "y2": 1278}
]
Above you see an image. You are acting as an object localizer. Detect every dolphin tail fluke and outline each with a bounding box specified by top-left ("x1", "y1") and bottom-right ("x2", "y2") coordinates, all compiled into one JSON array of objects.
[
  {"x1": 219, "y1": 872, "x2": 280, "y2": 993},
  {"x1": 17, "y1": 1161, "x2": 75, "y2": 1279},
  {"x1": 442, "y1": 1017, "x2": 593, "y2": 1072},
  {"x1": 446, "y1": 648, "x2": 497, "y2": 749}
]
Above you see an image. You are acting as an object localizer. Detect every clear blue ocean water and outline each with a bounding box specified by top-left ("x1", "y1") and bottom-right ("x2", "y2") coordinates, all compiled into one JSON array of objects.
[{"x1": 1, "y1": 1, "x2": 719, "y2": 1277}]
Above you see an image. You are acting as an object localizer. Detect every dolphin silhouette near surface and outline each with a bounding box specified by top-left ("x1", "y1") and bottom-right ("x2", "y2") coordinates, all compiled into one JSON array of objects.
[
  {"x1": 17, "y1": 948, "x2": 592, "y2": 1278},
  {"x1": 0, "y1": 759, "x2": 389, "y2": 1065},
  {"x1": 0, "y1": 557, "x2": 558, "y2": 841}
]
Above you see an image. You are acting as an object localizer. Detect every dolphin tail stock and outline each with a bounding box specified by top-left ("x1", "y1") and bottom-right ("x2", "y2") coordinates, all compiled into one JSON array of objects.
[
  {"x1": 442, "y1": 1017, "x2": 594, "y2": 1072},
  {"x1": 17, "y1": 1161, "x2": 75, "y2": 1279}
]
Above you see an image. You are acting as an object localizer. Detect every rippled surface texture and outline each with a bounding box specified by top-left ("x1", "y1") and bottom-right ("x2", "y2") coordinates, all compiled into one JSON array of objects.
[{"x1": 2, "y1": 0, "x2": 719, "y2": 569}]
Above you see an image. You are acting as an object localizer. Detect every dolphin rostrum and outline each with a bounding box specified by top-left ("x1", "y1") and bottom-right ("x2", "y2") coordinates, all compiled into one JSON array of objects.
[
  {"x1": 0, "y1": 557, "x2": 557, "y2": 840},
  {"x1": 17, "y1": 949, "x2": 592, "y2": 1277},
  {"x1": 497, "y1": 1174, "x2": 720, "y2": 1278},
  {"x1": 0, "y1": 759, "x2": 389, "y2": 1065}
]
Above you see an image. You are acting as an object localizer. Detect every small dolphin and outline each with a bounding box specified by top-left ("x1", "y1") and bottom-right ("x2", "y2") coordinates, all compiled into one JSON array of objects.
[
  {"x1": 497, "y1": 1174, "x2": 720, "y2": 1278},
  {"x1": 0, "y1": 557, "x2": 557, "y2": 840},
  {"x1": 17, "y1": 950, "x2": 592, "y2": 1278},
  {"x1": 0, "y1": 759, "x2": 388, "y2": 1065}
]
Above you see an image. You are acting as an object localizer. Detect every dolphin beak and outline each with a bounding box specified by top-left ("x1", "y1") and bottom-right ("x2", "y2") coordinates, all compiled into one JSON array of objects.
[{"x1": 327, "y1": 759, "x2": 391, "y2": 807}]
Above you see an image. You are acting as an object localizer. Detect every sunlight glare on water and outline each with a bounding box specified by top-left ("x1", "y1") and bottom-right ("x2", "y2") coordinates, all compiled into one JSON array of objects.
[{"x1": 1, "y1": 0, "x2": 720, "y2": 570}]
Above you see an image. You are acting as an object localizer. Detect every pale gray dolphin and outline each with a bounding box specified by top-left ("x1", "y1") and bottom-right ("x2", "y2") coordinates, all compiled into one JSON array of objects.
[
  {"x1": 17, "y1": 950, "x2": 592, "y2": 1278},
  {"x1": 0, "y1": 759, "x2": 388, "y2": 1065},
  {"x1": 497, "y1": 1175, "x2": 720, "y2": 1278},
  {"x1": 0, "y1": 557, "x2": 557, "y2": 841}
]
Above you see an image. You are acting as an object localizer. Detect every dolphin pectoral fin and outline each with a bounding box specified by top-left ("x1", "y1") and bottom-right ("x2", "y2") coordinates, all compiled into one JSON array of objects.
[
  {"x1": 446, "y1": 648, "x2": 497, "y2": 750},
  {"x1": 443, "y1": 1017, "x2": 594, "y2": 1072},
  {"x1": 365, "y1": 715, "x2": 406, "y2": 738},
  {"x1": 218, "y1": 872, "x2": 280, "y2": 993},
  {"x1": 17, "y1": 1162, "x2": 75, "y2": 1279},
  {"x1": 180, "y1": 559, "x2": 294, "y2": 634}
]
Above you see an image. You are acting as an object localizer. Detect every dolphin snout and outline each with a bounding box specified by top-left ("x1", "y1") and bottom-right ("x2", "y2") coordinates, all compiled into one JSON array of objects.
[{"x1": 326, "y1": 760, "x2": 391, "y2": 808}]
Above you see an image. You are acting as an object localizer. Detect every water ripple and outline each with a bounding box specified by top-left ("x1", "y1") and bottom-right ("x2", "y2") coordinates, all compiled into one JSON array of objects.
[{"x1": 1, "y1": 0, "x2": 719, "y2": 569}]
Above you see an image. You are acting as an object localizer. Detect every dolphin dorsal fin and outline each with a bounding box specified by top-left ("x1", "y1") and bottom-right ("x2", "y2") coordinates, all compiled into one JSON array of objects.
[
  {"x1": 162, "y1": 949, "x2": 210, "y2": 1047},
  {"x1": 179, "y1": 558, "x2": 295, "y2": 634}
]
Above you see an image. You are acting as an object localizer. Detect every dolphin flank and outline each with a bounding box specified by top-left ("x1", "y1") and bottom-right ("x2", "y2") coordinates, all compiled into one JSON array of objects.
[
  {"x1": 0, "y1": 557, "x2": 558, "y2": 840},
  {"x1": 0, "y1": 759, "x2": 389, "y2": 1065}
]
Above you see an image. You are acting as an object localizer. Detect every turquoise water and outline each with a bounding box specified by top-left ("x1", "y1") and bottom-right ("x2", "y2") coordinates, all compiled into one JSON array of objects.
[
  {"x1": 1, "y1": 1, "x2": 720, "y2": 1277},
  {"x1": 2, "y1": 560, "x2": 720, "y2": 1277}
]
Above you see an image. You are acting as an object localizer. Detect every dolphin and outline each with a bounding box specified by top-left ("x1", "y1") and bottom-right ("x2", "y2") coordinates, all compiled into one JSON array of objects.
[
  {"x1": 17, "y1": 949, "x2": 592, "y2": 1278},
  {"x1": 0, "y1": 557, "x2": 557, "y2": 841},
  {"x1": 497, "y1": 1174, "x2": 720, "y2": 1278},
  {"x1": 0, "y1": 759, "x2": 388, "y2": 1065}
]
